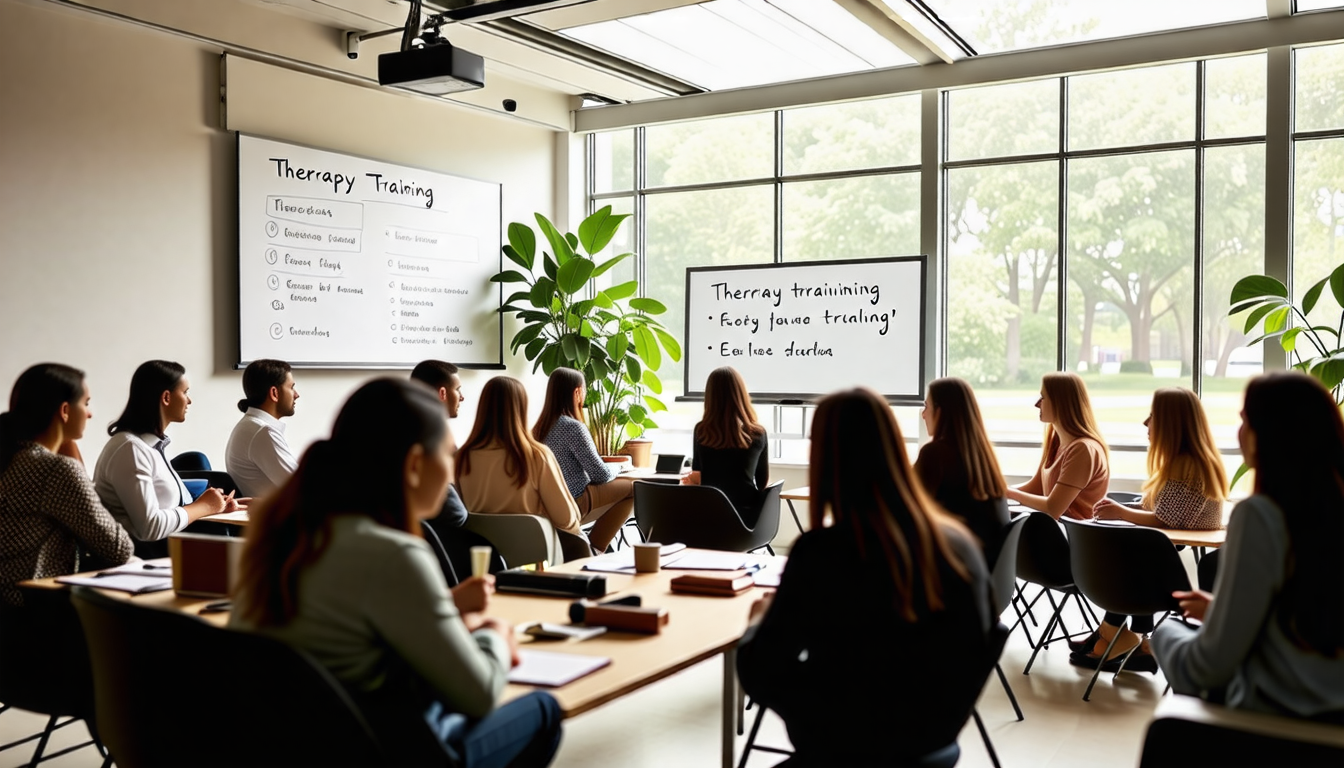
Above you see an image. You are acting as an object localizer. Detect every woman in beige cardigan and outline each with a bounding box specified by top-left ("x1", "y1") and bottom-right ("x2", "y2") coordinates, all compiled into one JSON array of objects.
[{"x1": 455, "y1": 376, "x2": 592, "y2": 560}]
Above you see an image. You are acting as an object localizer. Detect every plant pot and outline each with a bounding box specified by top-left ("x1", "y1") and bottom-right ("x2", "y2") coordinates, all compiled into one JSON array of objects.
[
  {"x1": 601, "y1": 455, "x2": 632, "y2": 469},
  {"x1": 617, "y1": 439, "x2": 653, "y2": 468}
]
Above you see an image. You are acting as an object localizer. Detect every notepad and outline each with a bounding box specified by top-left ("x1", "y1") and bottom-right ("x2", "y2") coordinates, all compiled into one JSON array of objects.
[
  {"x1": 663, "y1": 550, "x2": 749, "y2": 570},
  {"x1": 56, "y1": 572, "x2": 174, "y2": 594},
  {"x1": 508, "y1": 650, "x2": 611, "y2": 687},
  {"x1": 582, "y1": 543, "x2": 688, "y2": 573}
]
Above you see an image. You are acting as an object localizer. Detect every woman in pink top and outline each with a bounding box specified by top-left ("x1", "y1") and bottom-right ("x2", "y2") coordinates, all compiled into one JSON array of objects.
[{"x1": 1006, "y1": 372, "x2": 1109, "y2": 521}]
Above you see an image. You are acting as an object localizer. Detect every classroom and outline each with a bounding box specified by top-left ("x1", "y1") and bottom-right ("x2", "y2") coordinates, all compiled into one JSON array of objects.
[{"x1": 3, "y1": 1, "x2": 1344, "y2": 767}]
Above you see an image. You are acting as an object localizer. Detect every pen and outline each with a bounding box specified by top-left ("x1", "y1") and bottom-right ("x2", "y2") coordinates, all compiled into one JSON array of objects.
[{"x1": 743, "y1": 563, "x2": 765, "y2": 575}]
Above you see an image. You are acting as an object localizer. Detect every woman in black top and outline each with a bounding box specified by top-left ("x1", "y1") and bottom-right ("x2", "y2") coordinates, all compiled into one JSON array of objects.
[
  {"x1": 685, "y1": 367, "x2": 768, "y2": 526},
  {"x1": 737, "y1": 388, "x2": 994, "y2": 767},
  {"x1": 914, "y1": 377, "x2": 1011, "y2": 569}
]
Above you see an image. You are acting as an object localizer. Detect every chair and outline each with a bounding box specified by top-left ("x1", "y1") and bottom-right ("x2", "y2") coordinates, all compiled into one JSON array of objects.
[
  {"x1": 1062, "y1": 518, "x2": 1191, "y2": 700},
  {"x1": 1015, "y1": 512, "x2": 1097, "y2": 674},
  {"x1": 633, "y1": 481, "x2": 784, "y2": 554},
  {"x1": 462, "y1": 512, "x2": 565, "y2": 568},
  {"x1": 420, "y1": 521, "x2": 460, "y2": 585},
  {"x1": 1139, "y1": 694, "x2": 1344, "y2": 768},
  {"x1": 70, "y1": 586, "x2": 447, "y2": 767},
  {"x1": 170, "y1": 451, "x2": 211, "y2": 472},
  {"x1": 178, "y1": 469, "x2": 240, "y2": 496},
  {"x1": 1197, "y1": 546, "x2": 1221, "y2": 592},
  {"x1": 986, "y1": 515, "x2": 1031, "y2": 722},
  {"x1": 0, "y1": 586, "x2": 103, "y2": 766}
]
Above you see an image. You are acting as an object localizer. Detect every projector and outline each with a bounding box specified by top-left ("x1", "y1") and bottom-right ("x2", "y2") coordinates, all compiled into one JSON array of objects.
[{"x1": 378, "y1": 43, "x2": 485, "y2": 95}]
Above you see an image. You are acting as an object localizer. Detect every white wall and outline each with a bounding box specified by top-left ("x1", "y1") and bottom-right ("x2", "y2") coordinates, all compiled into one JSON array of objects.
[{"x1": 0, "y1": 0, "x2": 562, "y2": 464}]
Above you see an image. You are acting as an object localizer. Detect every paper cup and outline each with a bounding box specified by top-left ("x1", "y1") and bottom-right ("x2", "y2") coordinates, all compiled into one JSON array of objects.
[
  {"x1": 634, "y1": 542, "x2": 662, "y2": 573},
  {"x1": 470, "y1": 545, "x2": 492, "y2": 578}
]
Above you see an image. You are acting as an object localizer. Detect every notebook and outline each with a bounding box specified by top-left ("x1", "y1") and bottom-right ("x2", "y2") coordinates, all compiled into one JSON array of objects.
[
  {"x1": 508, "y1": 650, "x2": 611, "y2": 687},
  {"x1": 56, "y1": 572, "x2": 173, "y2": 594}
]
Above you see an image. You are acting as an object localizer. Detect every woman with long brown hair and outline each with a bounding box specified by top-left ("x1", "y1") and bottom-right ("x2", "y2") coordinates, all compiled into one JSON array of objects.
[
  {"x1": 1075, "y1": 387, "x2": 1231, "y2": 673},
  {"x1": 232, "y1": 378, "x2": 562, "y2": 767},
  {"x1": 737, "y1": 388, "x2": 995, "y2": 766},
  {"x1": 1154, "y1": 372, "x2": 1344, "y2": 720},
  {"x1": 914, "y1": 377, "x2": 1011, "y2": 568},
  {"x1": 532, "y1": 368, "x2": 634, "y2": 552},
  {"x1": 1006, "y1": 372, "x2": 1110, "y2": 520},
  {"x1": 684, "y1": 367, "x2": 769, "y2": 525},
  {"x1": 456, "y1": 376, "x2": 589, "y2": 559}
]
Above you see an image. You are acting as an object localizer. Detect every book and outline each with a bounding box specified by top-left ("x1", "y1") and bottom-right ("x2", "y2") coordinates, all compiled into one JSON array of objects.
[{"x1": 669, "y1": 570, "x2": 756, "y2": 596}]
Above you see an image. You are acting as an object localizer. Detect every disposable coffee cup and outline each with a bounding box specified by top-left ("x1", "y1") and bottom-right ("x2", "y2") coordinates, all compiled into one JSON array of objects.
[
  {"x1": 470, "y1": 545, "x2": 492, "y2": 578},
  {"x1": 634, "y1": 542, "x2": 662, "y2": 573}
]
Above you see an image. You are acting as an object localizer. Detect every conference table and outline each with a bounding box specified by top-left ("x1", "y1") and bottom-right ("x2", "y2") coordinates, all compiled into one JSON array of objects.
[{"x1": 24, "y1": 550, "x2": 778, "y2": 768}]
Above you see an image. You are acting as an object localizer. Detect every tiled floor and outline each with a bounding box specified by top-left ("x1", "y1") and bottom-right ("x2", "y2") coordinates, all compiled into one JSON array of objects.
[{"x1": 0, "y1": 592, "x2": 1167, "y2": 768}]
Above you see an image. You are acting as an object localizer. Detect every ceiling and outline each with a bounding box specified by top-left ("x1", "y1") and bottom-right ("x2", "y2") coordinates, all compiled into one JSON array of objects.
[{"x1": 244, "y1": 0, "x2": 1339, "y2": 106}]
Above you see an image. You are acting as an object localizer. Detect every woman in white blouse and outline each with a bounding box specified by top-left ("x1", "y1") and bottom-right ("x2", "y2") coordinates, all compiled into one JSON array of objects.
[{"x1": 93, "y1": 360, "x2": 243, "y2": 556}]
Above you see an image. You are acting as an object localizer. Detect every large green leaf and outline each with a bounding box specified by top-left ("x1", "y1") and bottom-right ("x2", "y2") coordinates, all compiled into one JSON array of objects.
[
  {"x1": 534, "y1": 213, "x2": 574, "y2": 265},
  {"x1": 641, "y1": 369, "x2": 663, "y2": 394},
  {"x1": 625, "y1": 356, "x2": 642, "y2": 384},
  {"x1": 607, "y1": 333, "x2": 629, "y2": 361},
  {"x1": 653, "y1": 328, "x2": 682, "y2": 362},
  {"x1": 502, "y1": 244, "x2": 531, "y2": 272},
  {"x1": 542, "y1": 253, "x2": 558, "y2": 283},
  {"x1": 592, "y1": 291, "x2": 614, "y2": 309},
  {"x1": 578, "y1": 206, "x2": 631, "y2": 255},
  {"x1": 1332, "y1": 263, "x2": 1344, "y2": 310},
  {"x1": 644, "y1": 395, "x2": 668, "y2": 413},
  {"x1": 560, "y1": 334, "x2": 578, "y2": 365},
  {"x1": 579, "y1": 319, "x2": 596, "y2": 339},
  {"x1": 629, "y1": 297, "x2": 667, "y2": 314},
  {"x1": 510, "y1": 323, "x2": 543, "y2": 352},
  {"x1": 504, "y1": 290, "x2": 531, "y2": 305},
  {"x1": 524, "y1": 336, "x2": 547, "y2": 361},
  {"x1": 1229, "y1": 461, "x2": 1251, "y2": 490},
  {"x1": 1243, "y1": 300, "x2": 1287, "y2": 335},
  {"x1": 1312, "y1": 355, "x2": 1344, "y2": 391},
  {"x1": 591, "y1": 252, "x2": 633, "y2": 279},
  {"x1": 539, "y1": 344, "x2": 560, "y2": 375},
  {"x1": 557, "y1": 257, "x2": 595, "y2": 295},
  {"x1": 565, "y1": 232, "x2": 579, "y2": 253},
  {"x1": 1230, "y1": 274, "x2": 1288, "y2": 304},
  {"x1": 628, "y1": 404, "x2": 648, "y2": 423},
  {"x1": 507, "y1": 222, "x2": 536, "y2": 268},
  {"x1": 490, "y1": 270, "x2": 529, "y2": 284},
  {"x1": 518, "y1": 310, "x2": 551, "y2": 324},
  {"x1": 1280, "y1": 326, "x2": 1304, "y2": 353},
  {"x1": 529, "y1": 277, "x2": 556, "y2": 310},
  {"x1": 574, "y1": 336, "x2": 592, "y2": 367},
  {"x1": 589, "y1": 357, "x2": 611, "y2": 381},
  {"x1": 1302, "y1": 276, "x2": 1330, "y2": 316},
  {"x1": 1264, "y1": 305, "x2": 1290, "y2": 334},
  {"x1": 604, "y1": 280, "x2": 638, "y2": 301},
  {"x1": 633, "y1": 325, "x2": 661, "y2": 370}
]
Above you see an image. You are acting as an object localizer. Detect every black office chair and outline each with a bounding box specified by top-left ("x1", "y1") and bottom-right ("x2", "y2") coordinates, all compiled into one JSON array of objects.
[
  {"x1": 1197, "y1": 546, "x2": 1221, "y2": 592},
  {"x1": 1062, "y1": 518, "x2": 1191, "y2": 700},
  {"x1": 177, "y1": 469, "x2": 240, "y2": 496},
  {"x1": 1015, "y1": 511, "x2": 1097, "y2": 674},
  {"x1": 170, "y1": 451, "x2": 212, "y2": 472},
  {"x1": 986, "y1": 515, "x2": 1030, "y2": 722},
  {"x1": 0, "y1": 586, "x2": 104, "y2": 767},
  {"x1": 1139, "y1": 694, "x2": 1344, "y2": 768},
  {"x1": 633, "y1": 481, "x2": 784, "y2": 554},
  {"x1": 70, "y1": 586, "x2": 448, "y2": 767}
]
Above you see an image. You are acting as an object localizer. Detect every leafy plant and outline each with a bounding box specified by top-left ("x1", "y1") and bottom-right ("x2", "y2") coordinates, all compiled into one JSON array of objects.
[
  {"x1": 491, "y1": 206, "x2": 681, "y2": 455},
  {"x1": 1227, "y1": 262, "x2": 1344, "y2": 485}
]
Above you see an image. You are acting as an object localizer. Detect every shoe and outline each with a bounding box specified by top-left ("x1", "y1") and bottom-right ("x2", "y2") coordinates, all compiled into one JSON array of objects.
[
  {"x1": 1105, "y1": 651, "x2": 1159, "y2": 675},
  {"x1": 1067, "y1": 630, "x2": 1100, "y2": 655},
  {"x1": 1068, "y1": 651, "x2": 1106, "y2": 670}
]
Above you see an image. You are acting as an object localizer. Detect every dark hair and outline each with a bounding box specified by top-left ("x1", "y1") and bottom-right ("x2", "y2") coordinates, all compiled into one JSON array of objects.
[
  {"x1": 458, "y1": 376, "x2": 547, "y2": 488},
  {"x1": 238, "y1": 359, "x2": 292, "y2": 413},
  {"x1": 108, "y1": 360, "x2": 185, "y2": 438},
  {"x1": 926, "y1": 377, "x2": 1007, "y2": 502},
  {"x1": 1243, "y1": 371, "x2": 1344, "y2": 658},
  {"x1": 1, "y1": 363, "x2": 86, "y2": 474},
  {"x1": 410, "y1": 360, "x2": 459, "y2": 391},
  {"x1": 809, "y1": 388, "x2": 969, "y2": 621},
  {"x1": 695, "y1": 366, "x2": 765, "y2": 450},
  {"x1": 533, "y1": 367, "x2": 585, "y2": 443},
  {"x1": 235, "y1": 378, "x2": 446, "y2": 627}
]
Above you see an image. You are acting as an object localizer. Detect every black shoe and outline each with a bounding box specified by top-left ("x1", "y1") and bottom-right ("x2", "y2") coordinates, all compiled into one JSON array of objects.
[
  {"x1": 1067, "y1": 630, "x2": 1100, "y2": 655},
  {"x1": 1105, "y1": 651, "x2": 1159, "y2": 675},
  {"x1": 1068, "y1": 651, "x2": 1106, "y2": 670}
]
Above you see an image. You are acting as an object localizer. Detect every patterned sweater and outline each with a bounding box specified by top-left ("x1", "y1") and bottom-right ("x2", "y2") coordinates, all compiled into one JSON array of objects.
[
  {"x1": 0, "y1": 443, "x2": 133, "y2": 605},
  {"x1": 542, "y1": 415, "x2": 615, "y2": 499},
  {"x1": 1151, "y1": 479, "x2": 1224, "y2": 530}
]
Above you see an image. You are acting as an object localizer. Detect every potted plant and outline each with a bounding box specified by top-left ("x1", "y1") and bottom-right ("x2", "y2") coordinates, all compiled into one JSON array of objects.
[{"x1": 492, "y1": 206, "x2": 681, "y2": 457}]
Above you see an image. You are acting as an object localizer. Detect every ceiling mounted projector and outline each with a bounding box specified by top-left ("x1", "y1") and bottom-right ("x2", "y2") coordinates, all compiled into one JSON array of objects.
[
  {"x1": 378, "y1": 42, "x2": 485, "y2": 94},
  {"x1": 436, "y1": 0, "x2": 597, "y2": 23}
]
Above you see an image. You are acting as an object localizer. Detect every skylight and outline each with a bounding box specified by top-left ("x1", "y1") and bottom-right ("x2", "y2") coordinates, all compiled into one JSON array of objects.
[
  {"x1": 559, "y1": 0, "x2": 916, "y2": 91},
  {"x1": 919, "y1": 0, "x2": 1267, "y2": 55}
]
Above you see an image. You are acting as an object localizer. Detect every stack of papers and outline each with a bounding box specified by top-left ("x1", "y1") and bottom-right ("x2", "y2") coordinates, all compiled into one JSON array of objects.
[
  {"x1": 57, "y1": 571, "x2": 172, "y2": 594},
  {"x1": 582, "y1": 543, "x2": 689, "y2": 573},
  {"x1": 508, "y1": 650, "x2": 611, "y2": 687}
]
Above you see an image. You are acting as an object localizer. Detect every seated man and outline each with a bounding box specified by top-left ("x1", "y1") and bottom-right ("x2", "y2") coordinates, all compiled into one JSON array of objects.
[
  {"x1": 410, "y1": 359, "x2": 468, "y2": 527},
  {"x1": 225, "y1": 359, "x2": 299, "y2": 499}
]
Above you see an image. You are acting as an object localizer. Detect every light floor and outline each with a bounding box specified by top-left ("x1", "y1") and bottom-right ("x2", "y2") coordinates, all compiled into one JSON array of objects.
[{"x1": 0, "y1": 594, "x2": 1165, "y2": 768}]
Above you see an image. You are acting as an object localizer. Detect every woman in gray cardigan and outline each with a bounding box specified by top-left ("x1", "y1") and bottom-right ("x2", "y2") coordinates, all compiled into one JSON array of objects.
[{"x1": 1153, "y1": 372, "x2": 1344, "y2": 722}]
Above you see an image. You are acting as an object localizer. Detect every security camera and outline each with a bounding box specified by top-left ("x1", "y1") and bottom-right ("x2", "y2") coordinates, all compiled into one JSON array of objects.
[
  {"x1": 503, "y1": 99, "x2": 518, "y2": 113},
  {"x1": 345, "y1": 30, "x2": 360, "y2": 60}
]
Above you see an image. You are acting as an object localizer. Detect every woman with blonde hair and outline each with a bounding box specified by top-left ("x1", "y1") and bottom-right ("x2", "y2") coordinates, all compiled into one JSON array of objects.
[
  {"x1": 915, "y1": 377, "x2": 1011, "y2": 568},
  {"x1": 456, "y1": 376, "x2": 590, "y2": 560},
  {"x1": 1006, "y1": 372, "x2": 1110, "y2": 521},
  {"x1": 1075, "y1": 387, "x2": 1230, "y2": 672},
  {"x1": 684, "y1": 367, "x2": 769, "y2": 526},
  {"x1": 737, "y1": 388, "x2": 994, "y2": 766},
  {"x1": 533, "y1": 368, "x2": 634, "y2": 552}
]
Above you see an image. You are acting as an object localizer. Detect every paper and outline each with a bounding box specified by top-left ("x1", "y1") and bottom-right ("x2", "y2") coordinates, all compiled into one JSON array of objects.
[
  {"x1": 204, "y1": 511, "x2": 249, "y2": 523},
  {"x1": 663, "y1": 550, "x2": 750, "y2": 571},
  {"x1": 56, "y1": 573, "x2": 173, "y2": 594},
  {"x1": 100, "y1": 558, "x2": 173, "y2": 576},
  {"x1": 508, "y1": 650, "x2": 611, "y2": 687},
  {"x1": 523, "y1": 623, "x2": 608, "y2": 642},
  {"x1": 1095, "y1": 518, "x2": 1137, "y2": 526},
  {"x1": 582, "y1": 543, "x2": 689, "y2": 573}
]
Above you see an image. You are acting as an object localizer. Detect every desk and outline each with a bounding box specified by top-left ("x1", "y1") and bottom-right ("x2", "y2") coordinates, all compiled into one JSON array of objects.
[
  {"x1": 25, "y1": 551, "x2": 771, "y2": 768},
  {"x1": 780, "y1": 486, "x2": 808, "y2": 533},
  {"x1": 625, "y1": 467, "x2": 692, "y2": 484}
]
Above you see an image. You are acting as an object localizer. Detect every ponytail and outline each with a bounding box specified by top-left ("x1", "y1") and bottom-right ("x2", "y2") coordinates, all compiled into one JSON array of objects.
[{"x1": 237, "y1": 398, "x2": 250, "y2": 414}]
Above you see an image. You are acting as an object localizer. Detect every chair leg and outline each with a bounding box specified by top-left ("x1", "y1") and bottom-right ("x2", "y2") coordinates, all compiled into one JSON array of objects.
[
  {"x1": 764, "y1": 544, "x2": 775, "y2": 556},
  {"x1": 737, "y1": 706, "x2": 769, "y2": 768},
  {"x1": 994, "y1": 663, "x2": 1024, "y2": 721},
  {"x1": 27, "y1": 715, "x2": 59, "y2": 766},
  {"x1": 1024, "y1": 592, "x2": 1068, "y2": 674},
  {"x1": 972, "y1": 708, "x2": 1002, "y2": 768},
  {"x1": 1082, "y1": 619, "x2": 1128, "y2": 701}
]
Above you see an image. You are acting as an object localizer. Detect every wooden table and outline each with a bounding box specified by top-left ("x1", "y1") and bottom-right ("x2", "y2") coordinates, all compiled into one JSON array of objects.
[
  {"x1": 26, "y1": 551, "x2": 773, "y2": 768},
  {"x1": 780, "y1": 486, "x2": 808, "y2": 533}
]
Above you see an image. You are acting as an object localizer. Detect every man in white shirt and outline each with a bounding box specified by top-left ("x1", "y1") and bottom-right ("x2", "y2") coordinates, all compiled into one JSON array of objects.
[
  {"x1": 226, "y1": 359, "x2": 299, "y2": 498},
  {"x1": 411, "y1": 360, "x2": 469, "y2": 527}
]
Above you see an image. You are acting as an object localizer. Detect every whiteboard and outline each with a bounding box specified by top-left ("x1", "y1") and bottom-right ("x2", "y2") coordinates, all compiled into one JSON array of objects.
[
  {"x1": 684, "y1": 257, "x2": 927, "y2": 403},
  {"x1": 237, "y1": 134, "x2": 502, "y2": 368}
]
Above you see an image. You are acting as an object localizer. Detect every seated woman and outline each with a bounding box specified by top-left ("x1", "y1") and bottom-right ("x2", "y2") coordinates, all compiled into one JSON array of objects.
[
  {"x1": 93, "y1": 360, "x2": 243, "y2": 557},
  {"x1": 457, "y1": 376, "x2": 590, "y2": 561},
  {"x1": 231, "y1": 378, "x2": 562, "y2": 767},
  {"x1": 0, "y1": 363, "x2": 132, "y2": 606},
  {"x1": 737, "y1": 388, "x2": 995, "y2": 767},
  {"x1": 684, "y1": 367, "x2": 769, "y2": 526},
  {"x1": 1006, "y1": 372, "x2": 1109, "y2": 521},
  {"x1": 1153, "y1": 372, "x2": 1344, "y2": 722},
  {"x1": 533, "y1": 368, "x2": 635, "y2": 553},
  {"x1": 914, "y1": 376, "x2": 1011, "y2": 569},
  {"x1": 1076, "y1": 388, "x2": 1230, "y2": 671}
]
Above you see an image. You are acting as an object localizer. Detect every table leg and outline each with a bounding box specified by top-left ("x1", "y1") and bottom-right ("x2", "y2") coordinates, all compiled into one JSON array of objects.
[
  {"x1": 722, "y1": 647, "x2": 737, "y2": 768},
  {"x1": 785, "y1": 500, "x2": 803, "y2": 533}
]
